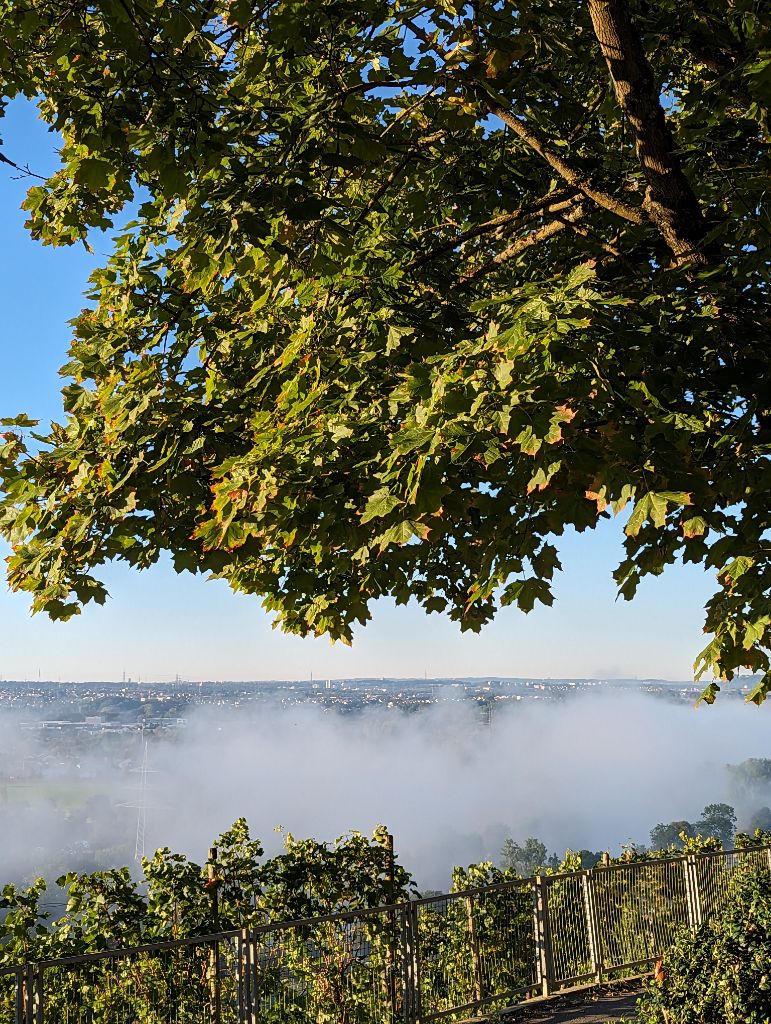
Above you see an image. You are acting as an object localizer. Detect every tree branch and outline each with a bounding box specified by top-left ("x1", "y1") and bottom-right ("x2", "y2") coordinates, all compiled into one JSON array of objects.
[
  {"x1": 478, "y1": 90, "x2": 647, "y2": 227},
  {"x1": 404, "y1": 18, "x2": 451, "y2": 60},
  {"x1": 0, "y1": 150, "x2": 46, "y2": 181},
  {"x1": 460, "y1": 203, "x2": 586, "y2": 283},
  {"x1": 587, "y1": 0, "x2": 709, "y2": 265},
  {"x1": 408, "y1": 188, "x2": 580, "y2": 270}
]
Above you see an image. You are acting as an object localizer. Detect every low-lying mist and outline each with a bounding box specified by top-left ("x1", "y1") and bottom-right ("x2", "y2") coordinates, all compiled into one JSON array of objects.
[{"x1": 2, "y1": 691, "x2": 771, "y2": 890}]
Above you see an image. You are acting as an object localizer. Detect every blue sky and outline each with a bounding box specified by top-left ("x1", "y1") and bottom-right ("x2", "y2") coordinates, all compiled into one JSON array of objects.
[{"x1": 0, "y1": 98, "x2": 716, "y2": 682}]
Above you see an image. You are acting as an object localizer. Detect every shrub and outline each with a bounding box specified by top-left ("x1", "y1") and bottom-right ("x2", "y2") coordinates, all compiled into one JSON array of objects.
[{"x1": 635, "y1": 863, "x2": 771, "y2": 1024}]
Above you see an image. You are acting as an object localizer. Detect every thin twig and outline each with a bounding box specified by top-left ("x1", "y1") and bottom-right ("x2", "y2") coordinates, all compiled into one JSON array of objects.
[{"x1": 0, "y1": 151, "x2": 46, "y2": 181}]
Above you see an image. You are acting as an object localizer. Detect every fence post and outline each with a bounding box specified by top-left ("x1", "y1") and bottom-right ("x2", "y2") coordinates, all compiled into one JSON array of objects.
[
  {"x1": 691, "y1": 856, "x2": 703, "y2": 928},
  {"x1": 247, "y1": 929, "x2": 261, "y2": 1024},
  {"x1": 465, "y1": 895, "x2": 484, "y2": 1005},
  {"x1": 582, "y1": 870, "x2": 603, "y2": 984},
  {"x1": 385, "y1": 833, "x2": 399, "y2": 1022},
  {"x1": 401, "y1": 902, "x2": 421, "y2": 1024},
  {"x1": 22, "y1": 965, "x2": 33, "y2": 1024},
  {"x1": 237, "y1": 928, "x2": 250, "y2": 1024},
  {"x1": 208, "y1": 847, "x2": 222, "y2": 1024},
  {"x1": 683, "y1": 855, "x2": 702, "y2": 930},
  {"x1": 766, "y1": 846, "x2": 771, "y2": 873},
  {"x1": 533, "y1": 876, "x2": 554, "y2": 997},
  {"x1": 13, "y1": 968, "x2": 23, "y2": 1024},
  {"x1": 20, "y1": 965, "x2": 42, "y2": 1024},
  {"x1": 33, "y1": 966, "x2": 43, "y2": 1024},
  {"x1": 236, "y1": 930, "x2": 244, "y2": 1024}
]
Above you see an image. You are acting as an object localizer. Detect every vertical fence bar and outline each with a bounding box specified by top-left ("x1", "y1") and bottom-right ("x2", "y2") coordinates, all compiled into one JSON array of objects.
[
  {"x1": 33, "y1": 966, "x2": 42, "y2": 1024},
  {"x1": 413, "y1": 902, "x2": 423, "y2": 1023},
  {"x1": 236, "y1": 929, "x2": 247, "y2": 1024},
  {"x1": 14, "y1": 969, "x2": 23, "y2": 1024},
  {"x1": 385, "y1": 833, "x2": 399, "y2": 1022},
  {"x1": 401, "y1": 902, "x2": 421, "y2": 1024},
  {"x1": 465, "y1": 895, "x2": 484, "y2": 1005},
  {"x1": 582, "y1": 870, "x2": 603, "y2": 983},
  {"x1": 533, "y1": 876, "x2": 554, "y2": 997},
  {"x1": 246, "y1": 928, "x2": 260, "y2": 1024},
  {"x1": 401, "y1": 905, "x2": 411, "y2": 1024},
  {"x1": 23, "y1": 965, "x2": 33, "y2": 1024},
  {"x1": 687, "y1": 856, "x2": 702, "y2": 929},
  {"x1": 683, "y1": 857, "x2": 697, "y2": 930}
]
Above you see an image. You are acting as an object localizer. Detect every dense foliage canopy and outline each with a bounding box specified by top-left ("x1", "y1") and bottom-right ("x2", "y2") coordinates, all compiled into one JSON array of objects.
[{"x1": 1, "y1": 0, "x2": 770, "y2": 699}]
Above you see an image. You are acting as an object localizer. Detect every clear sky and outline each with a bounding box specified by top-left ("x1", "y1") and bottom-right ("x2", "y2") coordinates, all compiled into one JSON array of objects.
[{"x1": 0, "y1": 98, "x2": 716, "y2": 682}]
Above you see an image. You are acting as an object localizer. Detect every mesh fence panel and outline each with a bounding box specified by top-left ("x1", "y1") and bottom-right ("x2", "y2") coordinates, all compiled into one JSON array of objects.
[
  {"x1": 545, "y1": 873, "x2": 592, "y2": 984},
  {"x1": 594, "y1": 859, "x2": 689, "y2": 972},
  {"x1": 474, "y1": 883, "x2": 537, "y2": 1004},
  {"x1": 415, "y1": 882, "x2": 536, "y2": 1022},
  {"x1": 415, "y1": 893, "x2": 475, "y2": 1019},
  {"x1": 37, "y1": 935, "x2": 240, "y2": 1024},
  {"x1": 696, "y1": 847, "x2": 771, "y2": 922},
  {"x1": 248, "y1": 909, "x2": 398, "y2": 1024}
]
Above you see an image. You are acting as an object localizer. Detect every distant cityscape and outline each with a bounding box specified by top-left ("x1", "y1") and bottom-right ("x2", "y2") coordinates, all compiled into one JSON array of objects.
[
  {"x1": 0, "y1": 673, "x2": 758, "y2": 733},
  {"x1": 2, "y1": 674, "x2": 739, "y2": 807},
  {"x1": 0, "y1": 675, "x2": 757, "y2": 757}
]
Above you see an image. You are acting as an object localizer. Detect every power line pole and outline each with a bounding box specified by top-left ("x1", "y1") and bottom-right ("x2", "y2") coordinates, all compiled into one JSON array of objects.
[{"x1": 134, "y1": 737, "x2": 149, "y2": 863}]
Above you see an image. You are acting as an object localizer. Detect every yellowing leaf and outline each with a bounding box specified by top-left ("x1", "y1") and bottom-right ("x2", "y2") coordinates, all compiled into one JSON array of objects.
[
  {"x1": 484, "y1": 49, "x2": 513, "y2": 78},
  {"x1": 682, "y1": 516, "x2": 707, "y2": 538},
  {"x1": 585, "y1": 487, "x2": 608, "y2": 512}
]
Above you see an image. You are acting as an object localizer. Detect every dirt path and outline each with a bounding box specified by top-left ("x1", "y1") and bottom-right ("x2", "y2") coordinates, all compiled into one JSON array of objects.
[{"x1": 505, "y1": 984, "x2": 643, "y2": 1024}]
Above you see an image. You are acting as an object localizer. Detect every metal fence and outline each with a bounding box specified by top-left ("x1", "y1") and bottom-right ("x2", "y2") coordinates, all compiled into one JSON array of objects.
[{"x1": 2, "y1": 845, "x2": 770, "y2": 1024}]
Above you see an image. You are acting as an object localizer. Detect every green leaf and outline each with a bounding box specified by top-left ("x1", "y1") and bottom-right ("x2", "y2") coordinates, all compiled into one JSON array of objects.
[
  {"x1": 493, "y1": 359, "x2": 514, "y2": 388},
  {"x1": 743, "y1": 618, "x2": 768, "y2": 650},
  {"x1": 626, "y1": 491, "x2": 692, "y2": 536},
  {"x1": 72, "y1": 158, "x2": 111, "y2": 189},
  {"x1": 746, "y1": 673, "x2": 771, "y2": 706},
  {"x1": 699, "y1": 681, "x2": 721, "y2": 705},
  {"x1": 360, "y1": 488, "x2": 403, "y2": 524},
  {"x1": 649, "y1": 492, "x2": 668, "y2": 528},
  {"x1": 0, "y1": 415, "x2": 38, "y2": 427},
  {"x1": 391, "y1": 428, "x2": 435, "y2": 456},
  {"x1": 377, "y1": 519, "x2": 430, "y2": 549},
  {"x1": 723, "y1": 556, "x2": 754, "y2": 584},
  {"x1": 515, "y1": 426, "x2": 541, "y2": 456},
  {"x1": 387, "y1": 325, "x2": 414, "y2": 353},
  {"x1": 564, "y1": 263, "x2": 596, "y2": 291},
  {"x1": 625, "y1": 494, "x2": 652, "y2": 537}
]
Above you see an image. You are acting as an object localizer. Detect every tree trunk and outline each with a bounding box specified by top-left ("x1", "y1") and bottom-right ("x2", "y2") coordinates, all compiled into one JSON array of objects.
[{"x1": 587, "y1": 0, "x2": 708, "y2": 265}]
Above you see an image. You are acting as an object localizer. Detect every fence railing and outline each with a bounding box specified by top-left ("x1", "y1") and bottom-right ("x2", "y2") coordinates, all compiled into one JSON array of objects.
[{"x1": 2, "y1": 844, "x2": 770, "y2": 1024}]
